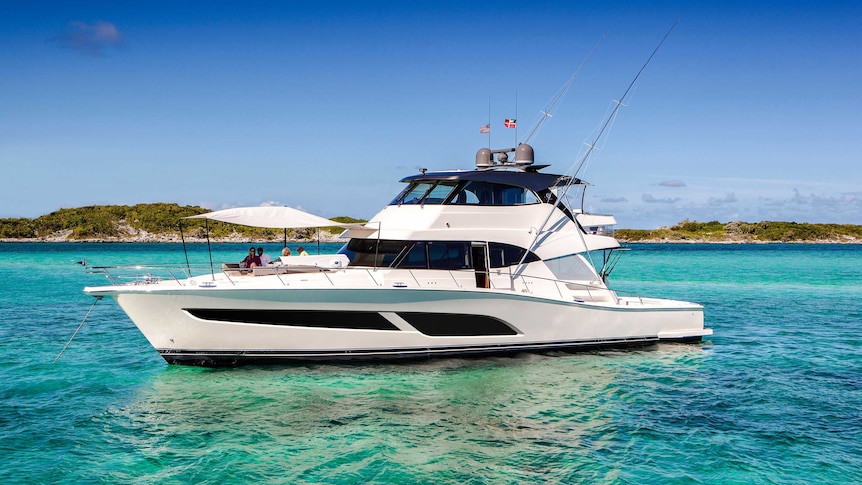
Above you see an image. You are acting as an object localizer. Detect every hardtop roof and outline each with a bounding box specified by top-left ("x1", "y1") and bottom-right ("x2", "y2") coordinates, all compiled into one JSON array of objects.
[{"x1": 399, "y1": 169, "x2": 582, "y2": 193}]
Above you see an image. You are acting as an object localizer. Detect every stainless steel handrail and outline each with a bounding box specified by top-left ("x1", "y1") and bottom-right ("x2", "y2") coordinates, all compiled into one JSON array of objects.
[{"x1": 86, "y1": 263, "x2": 642, "y2": 302}]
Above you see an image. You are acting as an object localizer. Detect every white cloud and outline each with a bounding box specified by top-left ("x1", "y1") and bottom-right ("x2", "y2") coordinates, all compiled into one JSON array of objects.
[
  {"x1": 54, "y1": 21, "x2": 123, "y2": 56},
  {"x1": 642, "y1": 194, "x2": 682, "y2": 204},
  {"x1": 658, "y1": 180, "x2": 686, "y2": 187},
  {"x1": 708, "y1": 193, "x2": 737, "y2": 206}
]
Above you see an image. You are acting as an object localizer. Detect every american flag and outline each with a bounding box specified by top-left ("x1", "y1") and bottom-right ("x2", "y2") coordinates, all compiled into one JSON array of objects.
[
  {"x1": 504, "y1": 118, "x2": 517, "y2": 128},
  {"x1": 480, "y1": 124, "x2": 490, "y2": 134}
]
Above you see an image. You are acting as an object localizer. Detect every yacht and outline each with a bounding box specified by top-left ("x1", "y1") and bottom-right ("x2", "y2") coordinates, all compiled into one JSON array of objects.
[{"x1": 84, "y1": 143, "x2": 710, "y2": 365}]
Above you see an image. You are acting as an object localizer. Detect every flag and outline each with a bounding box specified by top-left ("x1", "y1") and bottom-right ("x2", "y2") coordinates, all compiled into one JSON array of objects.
[
  {"x1": 480, "y1": 124, "x2": 490, "y2": 134},
  {"x1": 504, "y1": 118, "x2": 517, "y2": 128}
]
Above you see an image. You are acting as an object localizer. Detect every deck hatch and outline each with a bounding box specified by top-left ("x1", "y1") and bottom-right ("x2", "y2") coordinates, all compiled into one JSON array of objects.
[
  {"x1": 184, "y1": 309, "x2": 400, "y2": 331},
  {"x1": 396, "y1": 312, "x2": 518, "y2": 336}
]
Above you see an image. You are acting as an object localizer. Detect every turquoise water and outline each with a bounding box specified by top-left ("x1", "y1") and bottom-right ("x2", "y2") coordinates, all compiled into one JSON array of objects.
[{"x1": 1, "y1": 242, "x2": 860, "y2": 483}]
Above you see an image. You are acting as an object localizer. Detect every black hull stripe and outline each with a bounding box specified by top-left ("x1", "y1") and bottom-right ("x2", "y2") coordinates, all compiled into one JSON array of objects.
[
  {"x1": 158, "y1": 335, "x2": 704, "y2": 366},
  {"x1": 184, "y1": 309, "x2": 399, "y2": 331},
  {"x1": 184, "y1": 309, "x2": 520, "y2": 336},
  {"x1": 397, "y1": 312, "x2": 517, "y2": 336}
]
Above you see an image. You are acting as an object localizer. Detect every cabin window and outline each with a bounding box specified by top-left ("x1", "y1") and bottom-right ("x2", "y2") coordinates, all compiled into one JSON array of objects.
[
  {"x1": 449, "y1": 181, "x2": 539, "y2": 206},
  {"x1": 487, "y1": 242, "x2": 539, "y2": 268},
  {"x1": 341, "y1": 239, "x2": 411, "y2": 267},
  {"x1": 426, "y1": 241, "x2": 471, "y2": 269},
  {"x1": 342, "y1": 239, "x2": 472, "y2": 270},
  {"x1": 545, "y1": 254, "x2": 599, "y2": 281},
  {"x1": 398, "y1": 242, "x2": 429, "y2": 269}
]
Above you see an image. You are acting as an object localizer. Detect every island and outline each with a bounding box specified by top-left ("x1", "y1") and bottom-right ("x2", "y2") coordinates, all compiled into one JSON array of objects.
[
  {"x1": 0, "y1": 203, "x2": 362, "y2": 243},
  {"x1": 1, "y1": 204, "x2": 860, "y2": 244}
]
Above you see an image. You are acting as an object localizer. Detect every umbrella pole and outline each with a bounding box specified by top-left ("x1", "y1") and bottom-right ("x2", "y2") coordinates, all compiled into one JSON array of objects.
[
  {"x1": 205, "y1": 219, "x2": 214, "y2": 280},
  {"x1": 179, "y1": 220, "x2": 191, "y2": 277}
]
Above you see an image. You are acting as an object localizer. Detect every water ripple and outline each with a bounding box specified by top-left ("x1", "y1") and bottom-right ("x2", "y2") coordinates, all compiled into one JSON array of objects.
[{"x1": 1, "y1": 243, "x2": 861, "y2": 483}]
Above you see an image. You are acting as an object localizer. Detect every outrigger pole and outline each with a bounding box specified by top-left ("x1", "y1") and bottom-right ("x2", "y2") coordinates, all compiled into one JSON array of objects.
[
  {"x1": 521, "y1": 31, "x2": 607, "y2": 145},
  {"x1": 512, "y1": 20, "x2": 680, "y2": 279},
  {"x1": 573, "y1": 19, "x2": 679, "y2": 179}
]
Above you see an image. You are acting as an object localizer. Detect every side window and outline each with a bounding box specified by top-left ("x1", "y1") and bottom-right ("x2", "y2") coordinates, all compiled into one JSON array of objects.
[
  {"x1": 545, "y1": 254, "x2": 598, "y2": 281},
  {"x1": 451, "y1": 181, "x2": 492, "y2": 205},
  {"x1": 347, "y1": 240, "x2": 478, "y2": 269},
  {"x1": 345, "y1": 239, "x2": 411, "y2": 267},
  {"x1": 503, "y1": 186, "x2": 540, "y2": 205},
  {"x1": 488, "y1": 242, "x2": 538, "y2": 268},
  {"x1": 397, "y1": 243, "x2": 428, "y2": 269},
  {"x1": 427, "y1": 242, "x2": 471, "y2": 270},
  {"x1": 462, "y1": 191, "x2": 480, "y2": 204},
  {"x1": 449, "y1": 181, "x2": 540, "y2": 206},
  {"x1": 451, "y1": 183, "x2": 480, "y2": 204},
  {"x1": 501, "y1": 186, "x2": 522, "y2": 205}
]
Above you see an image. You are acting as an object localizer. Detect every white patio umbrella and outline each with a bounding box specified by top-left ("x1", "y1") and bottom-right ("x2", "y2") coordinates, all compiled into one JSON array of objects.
[{"x1": 184, "y1": 206, "x2": 341, "y2": 229}]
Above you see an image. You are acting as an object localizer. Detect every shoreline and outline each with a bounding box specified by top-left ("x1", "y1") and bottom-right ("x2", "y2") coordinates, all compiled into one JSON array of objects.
[
  {"x1": 1, "y1": 236, "x2": 859, "y2": 244},
  {"x1": 0, "y1": 236, "x2": 344, "y2": 244},
  {"x1": 0, "y1": 227, "x2": 346, "y2": 244},
  {"x1": 615, "y1": 237, "x2": 862, "y2": 244}
]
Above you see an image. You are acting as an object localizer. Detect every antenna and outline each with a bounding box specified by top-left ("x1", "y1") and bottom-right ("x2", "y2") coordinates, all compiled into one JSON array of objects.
[
  {"x1": 486, "y1": 97, "x2": 492, "y2": 148},
  {"x1": 514, "y1": 90, "x2": 518, "y2": 146}
]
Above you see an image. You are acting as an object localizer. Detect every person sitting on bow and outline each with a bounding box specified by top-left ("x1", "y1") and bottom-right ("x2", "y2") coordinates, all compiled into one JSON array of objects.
[
  {"x1": 240, "y1": 247, "x2": 261, "y2": 268},
  {"x1": 257, "y1": 247, "x2": 271, "y2": 266}
]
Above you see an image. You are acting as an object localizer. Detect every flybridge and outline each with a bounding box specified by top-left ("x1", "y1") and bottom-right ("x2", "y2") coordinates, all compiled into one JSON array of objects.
[{"x1": 394, "y1": 144, "x2": 583, "y2": 208}]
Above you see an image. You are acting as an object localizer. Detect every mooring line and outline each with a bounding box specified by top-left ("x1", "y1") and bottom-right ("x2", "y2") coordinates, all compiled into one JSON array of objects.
[{"x1": 54, "y1": 296, "x2": 103, "y2": 364}]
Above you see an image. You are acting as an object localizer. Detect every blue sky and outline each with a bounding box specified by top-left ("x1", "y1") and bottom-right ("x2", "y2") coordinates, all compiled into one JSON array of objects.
[{"x1": 2, "y1": 1, "x2": 860, "y2": 229}]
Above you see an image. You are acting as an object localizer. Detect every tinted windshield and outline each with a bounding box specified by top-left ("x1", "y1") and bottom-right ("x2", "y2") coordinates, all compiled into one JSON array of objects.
[
  {"x1": 391, "y1": 180, "x2": 539, "y2": 206},
  {"x1": 450, "y1": 181, "x2": 539, "y2": 205},
  {"x1": 391, "y1": 181, "x2": 459, "y2": 205}
]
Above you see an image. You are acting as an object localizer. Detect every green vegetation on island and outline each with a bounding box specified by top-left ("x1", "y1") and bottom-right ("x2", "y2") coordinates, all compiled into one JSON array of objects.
[
  {"x1": 1, "y1": 206, "x2": 860, "y2": 243},
  {"x1": 615, "y1": 219, "x2": 862, "y2": 243},
  {"x1": 0, "y1": 203, "x2": 366, "y2": 241}
]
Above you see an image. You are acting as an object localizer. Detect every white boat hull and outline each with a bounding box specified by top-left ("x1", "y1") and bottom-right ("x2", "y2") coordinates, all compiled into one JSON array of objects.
[
  {"x1": 87, "y1": 284, "x2": 708, "y2": 365},
  {"x1": 81, "y1": 142, "x2": 714, "y2": 366}
]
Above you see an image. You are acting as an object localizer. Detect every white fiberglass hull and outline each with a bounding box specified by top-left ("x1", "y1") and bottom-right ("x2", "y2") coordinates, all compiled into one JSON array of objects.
[{"x1": 85, "y1": 284, "x2": 709, "y2": 366}]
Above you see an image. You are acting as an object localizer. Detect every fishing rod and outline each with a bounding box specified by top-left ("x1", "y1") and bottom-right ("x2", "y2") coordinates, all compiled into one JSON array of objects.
[{"x1": 512, "y1": 19, "x2": 680, "y2": 279}]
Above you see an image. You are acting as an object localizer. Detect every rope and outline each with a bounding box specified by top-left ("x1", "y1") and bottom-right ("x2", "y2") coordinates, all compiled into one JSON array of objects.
[{"x1": 54, "y1": 296, "x2": 103, "y2": 363}]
